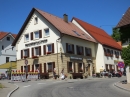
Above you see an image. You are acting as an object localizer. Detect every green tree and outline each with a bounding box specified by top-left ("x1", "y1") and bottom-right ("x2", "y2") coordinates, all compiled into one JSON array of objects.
[
  {"x1": 111, "y1": 28, "x2": 121, "y2": 42},
  {"x1": 122, "y1": 44, "x2": 130, "y2": 66}
]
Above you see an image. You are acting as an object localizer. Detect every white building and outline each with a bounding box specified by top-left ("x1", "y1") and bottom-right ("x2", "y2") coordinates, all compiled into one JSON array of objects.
[
  {"x1": 0, "y1": 32, "x2": 17, "y2": 73},
  {"x1": 72, "y1": 17, "x2": 123, "y2": 73}
]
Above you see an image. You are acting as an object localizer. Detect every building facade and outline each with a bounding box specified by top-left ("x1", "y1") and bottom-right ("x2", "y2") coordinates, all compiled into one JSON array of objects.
[
  {"x1": 12, "y1": 8, "x2": 97, "y2": 78},
  {"x1": 72, "y1": 18, "x2": 123, "y2": 73},
  {"x1": 0, "y1": 32, "x2": 17, "y2": 73}
]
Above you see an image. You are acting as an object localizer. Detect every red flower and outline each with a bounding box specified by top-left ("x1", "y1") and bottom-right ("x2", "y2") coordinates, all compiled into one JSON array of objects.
[
  {"x1": 24, "y1": 56, "x2": 28, "y2": 58},
  {"x1": 32, "y1": 56, "x2": 39, "y2": 59},
  {"x1": 46, "y1": 52, "x2": 52, "y2": 54}
]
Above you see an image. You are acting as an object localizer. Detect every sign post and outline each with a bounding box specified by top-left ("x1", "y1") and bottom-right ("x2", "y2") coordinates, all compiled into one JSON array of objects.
[{"x1": 25, "y1": 59, "x2": 28, "y2": 81}]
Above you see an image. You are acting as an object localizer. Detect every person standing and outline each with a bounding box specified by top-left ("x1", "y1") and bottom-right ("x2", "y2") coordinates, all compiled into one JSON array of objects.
[{"x1": 53, "y1": 68, "x2": 56, "y2": 79}]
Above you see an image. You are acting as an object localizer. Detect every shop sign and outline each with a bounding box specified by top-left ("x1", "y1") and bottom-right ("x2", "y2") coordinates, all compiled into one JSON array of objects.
[
  {"x1": 70, "y1": 56, "x2": 83, "y2": 60},
  {"x1": 25, "y1": 39, "x2": 47, "y2": 47}
]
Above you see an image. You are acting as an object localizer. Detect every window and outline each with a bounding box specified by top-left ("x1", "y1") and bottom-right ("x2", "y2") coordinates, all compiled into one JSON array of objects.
[
  {"x1": 78, "y1": 63, "x2": 83, "y2": 72},
  {"x1": 77, "y1": 46, "x2": 83, "y2": 55},
  {"x1": 34, "y1": 31, "x2": 39, "y2": 39},
  {"x1": 85, "y1": 47, "x2": 91, "y2": 56},
  {"x1": 48, "y1": 62, "x2": 53, "y2": 72},
  {"x1": 35, "y1": 47, "x2": 39, "y2": 56},
  {"x1": 7, "y1": 37, "x2": 10, "y2": 41},
  {"x1": 2, "y1": 45, "x2": 4, "y2": 50},
  {"x1": 44, "y1": 28, "x2": 50, "y2": 36},
  {"x1": 68, "y1": 62, "x2": 73, "y2": 72},
  {"x1": 47, "y1": 44, "x2": 52, "y2": 53},
  {"x1": 73, "y1": 30, "x2": 80, "y2": 36},
  {"x1": 24, "y1": 50, "x2": 28, "y2": 56},
  {"x1": 115, "y1": 51, "x2": 119, "y2": 58},
  {"x1": 68, "y1": 44, "x2": 72, "y2": 51},
  {"x1": 35, "y1": 64, "x2": 39, "y2": 70},
  {"x1": 6, "y1": 57, "x2": 9, "y2": 63},
  {"x1": 34, "y1": 17, "x2": 38, "y2": 24},
  {"x1": 25, "y1": 34, "x2": 29, "y2": 41}
]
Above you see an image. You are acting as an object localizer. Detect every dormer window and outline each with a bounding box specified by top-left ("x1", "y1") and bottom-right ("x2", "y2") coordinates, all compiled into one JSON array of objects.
[
  {"x1": 73, "y1": 30, "x2": 80, "y2": 36},
  {"x1": 25, "y1": 34, "x2": 29, "y2": 42},
  {"x1": 7, "y1": 37, "x2": 10, "y2": 41},
  {"x1": 44, "y1": 28, "x2": 50, "y2": 37},
  {"x1": 34, "y1": 17, "x2": 38, "y2": 24}
]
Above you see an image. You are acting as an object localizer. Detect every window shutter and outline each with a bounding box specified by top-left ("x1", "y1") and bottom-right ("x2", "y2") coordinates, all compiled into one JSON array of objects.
[
  {"x1": 53, "y1": 62, "x2": 55, "y2": 69},
  {"x1": 43, "y1": 45, "x2": 46, "y2": 55},
  {"x1": 82, "y1": 47, "x2": 84, "y2": 55},
  {"x1": 39, "y1": 64, "x2": 42, "y2": 73},
  {"x1": 78, "y1": 63, "x2": 80, "y2": 73},
  {"x1": 89, "y1": 48, "x2": 92, "y2": 57},
  {"x1": 28, "y1": 49, "x2": 30, "y2": 57},
  {"x1": 32, "y1": 64, "x2": 34, "y2": 72},
  {"x1": 74, "y1": 62, "x2": 76, "y2": 73},
  {"x1": 39, "y1": 30, "x2": 42, "y2": 38},
  {"x1": 66, "y1": 43, "x2": 68, "y2": 53},
  {"x1": 72, "y1": 44, "x2": 74, "y2": 54},
  {"x1": 32, "y1": 48, "x2": 34, "y2": 57},
  {"x1": 39, "y1": 46, "x2": 41, "y2": 55},
  {"x1": 21, "y1": 50, "x2": 23, "y2": 59},
  {"x1": 67, "y1": 61, "x2": 69, "y2": 73},
  {"x1": 28, "y1": 65, "x2": 30, "y2": 72},
  {"x1": 31, "y1": 32, "x2": 33, "y2": 40},
  {"x1": 21, "y1": 66, "x2": 23, "y2": 72},
  {"x1": 44, "y1": 63, "x2": 46, "y2": 73},
  {"x1": 52, "y1": 43, "x2": 54, "y2": 53},
  {"x1": 76, "y1": 45, "x2": 78, "y2": 55},
  {"x1": 83, "y1": 63, "x2": 85, "y2": 73}
]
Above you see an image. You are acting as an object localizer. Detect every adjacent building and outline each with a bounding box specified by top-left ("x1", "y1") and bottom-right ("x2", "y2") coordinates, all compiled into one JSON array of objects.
[
  {"x1": 0, "y1": 32, "x2": 17, "y2": 73},
  {"x1": 12, "y1": 8, "x2": 123, "y2": 79}
]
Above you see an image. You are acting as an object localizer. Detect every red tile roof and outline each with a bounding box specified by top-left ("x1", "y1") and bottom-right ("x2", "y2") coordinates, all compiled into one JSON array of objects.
[
  {"x1": 116, "y1": 7, "x2": 130, "y2": 28},
  {"x1": 0, "y1": 31, "x2": 17, "y2": 40},
  {"x1": 12, "y1": 8, "x2": 96, "y2": 46},
  {"x1": 73, "y1": 17, "x2": 122, "y2": 50}
]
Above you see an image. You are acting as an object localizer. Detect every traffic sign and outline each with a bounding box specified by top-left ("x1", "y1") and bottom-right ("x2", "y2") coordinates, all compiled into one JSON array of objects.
[
  {"x1": 118, "y1": 62, "x2": 125, "y2": 68},
  {"x1": 25, "y1": 59, "x2": 28, "y2": 65}
]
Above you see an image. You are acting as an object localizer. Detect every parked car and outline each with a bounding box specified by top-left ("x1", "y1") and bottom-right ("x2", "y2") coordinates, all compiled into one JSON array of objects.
[{"x1": 0, "y1": 73, "x2": 6, "y2": 79}]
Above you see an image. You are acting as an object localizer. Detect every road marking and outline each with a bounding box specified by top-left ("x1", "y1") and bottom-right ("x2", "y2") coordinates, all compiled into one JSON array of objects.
[
  {"x1": 37, "y1": 83, "x2": 46, "y2": 84},
  {"x1": 53, "y1": 81, "x2": 62, "y2": 83},
  {"x1": 23, "y1": 85, "x2": 31, "y2": 87}
]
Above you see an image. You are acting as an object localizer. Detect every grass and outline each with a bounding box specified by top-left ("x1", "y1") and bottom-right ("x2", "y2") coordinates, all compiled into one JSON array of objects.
[{"x1": 0, "y1": 83, "x2": 4, "y2": 88}]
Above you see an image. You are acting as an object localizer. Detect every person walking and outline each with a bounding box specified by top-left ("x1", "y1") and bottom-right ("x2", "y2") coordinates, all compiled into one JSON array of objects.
[
  {"x1": 53, "y1": 68, "x2": 57, "y2": 79},
  {"x1": 60, "y1": 68, "x2": 65, "y2": 80}
]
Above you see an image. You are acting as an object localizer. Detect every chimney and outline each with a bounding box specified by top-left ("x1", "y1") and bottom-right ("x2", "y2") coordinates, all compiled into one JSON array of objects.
[
  {"x1": 117, "y1": 41, "x2": 122, "y2": 46},
  {"x1": 63, "y1": 14, "x2": 68, "y2": 23}
]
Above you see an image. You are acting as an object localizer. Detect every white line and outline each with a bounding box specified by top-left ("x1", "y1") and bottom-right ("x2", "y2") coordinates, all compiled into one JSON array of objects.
[
  {"x1": 53, "y1": 81, "x2": 62, "y2": 83},
  {"x1": 23, "y1": 85, "x2": 31, "y2": 87},
  {"x1": 37, "y1": 83, "x2": 46, "y2": 84}
]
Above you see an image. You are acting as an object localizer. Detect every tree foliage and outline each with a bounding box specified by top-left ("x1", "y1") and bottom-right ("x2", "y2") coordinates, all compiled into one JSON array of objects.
[
  {"x1": 122, "y1": 44, "x2": 130, "y2": 66},
  {"x1": 111, "y1": 28, "x2": 121, "y2": 42}
]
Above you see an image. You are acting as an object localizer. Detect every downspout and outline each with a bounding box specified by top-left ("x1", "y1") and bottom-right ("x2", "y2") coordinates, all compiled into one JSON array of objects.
[{"x1": 56, "y1": 34, "x2": 64, "y2": 77}]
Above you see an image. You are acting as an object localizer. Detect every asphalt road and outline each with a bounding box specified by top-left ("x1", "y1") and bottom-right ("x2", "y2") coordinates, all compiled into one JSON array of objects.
[{"x1": 11, "y1": 77, "x2": 130, "y2": 97}]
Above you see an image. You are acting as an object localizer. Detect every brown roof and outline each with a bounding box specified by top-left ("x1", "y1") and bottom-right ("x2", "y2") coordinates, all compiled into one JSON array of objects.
[
  {"x1": 0, "y1": 32, "x2": 17, "y2": 40},
  {"x1": 12, "y1": 8, "x2": 96, "y2": 46},
  {"x1": 116, "y1": 7, "x2": 130, "y2": 28},
  {"x1": 73, "y1": 17, "x2": 122, "y2": 50}
]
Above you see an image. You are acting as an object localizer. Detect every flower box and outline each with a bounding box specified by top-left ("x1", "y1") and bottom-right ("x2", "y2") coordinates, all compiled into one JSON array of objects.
[
  {"x1": 24, "y1": 56, "x2": 28, "y2": 58},
  {"x1": 68, "y1": 51, "x2": 73, "y2": 53},
  {"x1": 46, "y1": 52, "x2": 52, "y2": 54},
  {"x1": 79, "y1": 69, "x2": 83, "y2": 72},
  {"x1": 48, "y1": 69, "x2": 52, "y2": 72},
  {"x1": 32, "y1": 56, "x2": 39, "y2": 59}
]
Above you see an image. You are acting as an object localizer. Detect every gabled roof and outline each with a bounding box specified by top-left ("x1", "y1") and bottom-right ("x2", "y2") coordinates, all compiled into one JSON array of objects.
[
  {"x1": 12, "y1": 8, "x2": 96, "y2": 46},
  {"x1": 116, "y1": 7, "x2": 130, "y2": 28},
  {"x1": 0, "y1": 31, "x2": 17, "y2": 40},
  {"x1": 72, "y1": 17, "x2": 122, "y2": 50}
]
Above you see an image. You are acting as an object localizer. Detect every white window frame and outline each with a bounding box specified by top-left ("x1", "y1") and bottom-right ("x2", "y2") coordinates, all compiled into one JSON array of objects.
[
  {"x1": 69, "y1": 62, "x2": 74, "y2": 72},
  {"x1": 34, "y1": 31, "x2": 39, "y2": 39},
  {"x1": 34, "y1": 17, "x2": 38, "y2": 24},
  {"x1": 24, "y1": 34, "x2": 29, "y2": 42},
  {"x1": 24, "y1": 49, "x2": 28, "y2": 56},
  {"x1": 46, "y1": 44, "x2": 52, "y2": 53},
  {"x1": 79, "y1": 63, "x2": 83, "y2": 72},
  {"x1": 34, "y1": 47, "x2": 39, "y2": 56},
  {"x1": 44, "y1": 28, "x2": 50, "y2": 37}
]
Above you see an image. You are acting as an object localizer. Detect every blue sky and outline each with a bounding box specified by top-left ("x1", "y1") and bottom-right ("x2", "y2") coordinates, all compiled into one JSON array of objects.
[{"x1": 0, "y1": 0, "x2": 130, "y2": 35}]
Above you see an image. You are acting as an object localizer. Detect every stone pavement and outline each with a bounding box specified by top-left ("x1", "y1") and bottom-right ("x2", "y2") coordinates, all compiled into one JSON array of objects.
[
  {"x1": 114, "y1": 81, "x2": 130, "y2": 92},
  {"x1": 0, "y1": 80, "x2": 18, "y2": 97}
]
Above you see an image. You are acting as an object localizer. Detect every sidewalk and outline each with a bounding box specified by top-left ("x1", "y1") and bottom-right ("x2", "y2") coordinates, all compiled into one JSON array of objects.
[
  {"x1": 114, "y1": 81, "x2": 130, "y2": 92},
  {"x1": 0, "y1": 80, "x2": 18, "y2": 97}
]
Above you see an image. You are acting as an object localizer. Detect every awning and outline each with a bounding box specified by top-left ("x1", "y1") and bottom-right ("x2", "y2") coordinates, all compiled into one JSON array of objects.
[{"x1": 0, "y1": 62, "x2": 17, "y2": 69}]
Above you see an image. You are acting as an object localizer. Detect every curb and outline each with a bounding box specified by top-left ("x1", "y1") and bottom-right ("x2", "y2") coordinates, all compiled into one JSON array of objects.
[
  {"x1": 114, "y1": 82, "x2": 130, "y2": 92},
  {"x1": 7, "y1": 84, "x2": 19, "y2": 97}
]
